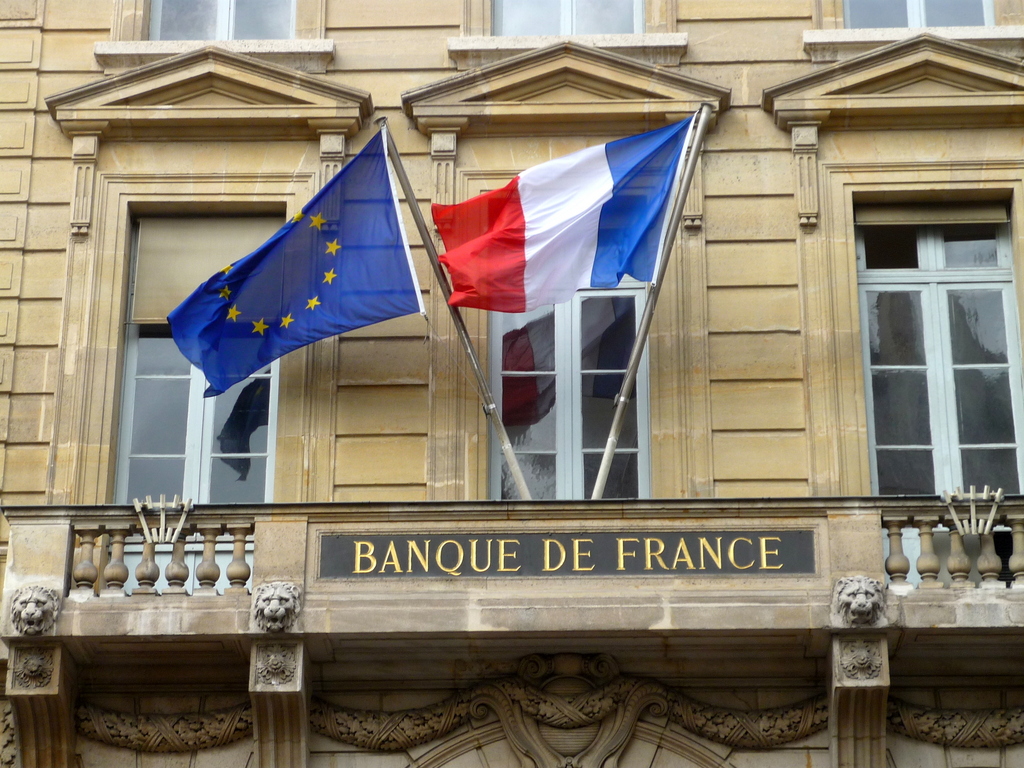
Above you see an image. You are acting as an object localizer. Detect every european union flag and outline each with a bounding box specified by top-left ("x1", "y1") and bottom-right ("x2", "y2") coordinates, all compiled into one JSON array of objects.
[{"x1": 168, "y1": 131, "x2": 424, "y2": 395}]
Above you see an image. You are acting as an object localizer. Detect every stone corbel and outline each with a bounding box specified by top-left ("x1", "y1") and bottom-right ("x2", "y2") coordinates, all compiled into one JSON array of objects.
[
  {"x1": 682, "y1": 151, "x2": 703, "y2": 230},
  {"x1": 7, "y1": 641, "x2": 77, "y2": 768},
  {"x1": 70, "y1": 134, "x2": 100, "y2": 238},
  {"x1": 430, "y1": 131, "x2": 458, "y2": 206},
  {"x1": 319, "y1": 133, "x2": 346, "y2": 183},
  {"x1": 830, "y1": 634, "x2": 889, "y2": 768},
  {"x1": 249, "y1": 639, "x2": 309, "y2": 768},
  {"x1": 791, "y1": 123, "x2": 820, "y2": 230}
]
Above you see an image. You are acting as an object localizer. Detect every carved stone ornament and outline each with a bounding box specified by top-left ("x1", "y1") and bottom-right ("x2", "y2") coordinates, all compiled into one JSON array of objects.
[
  {"x1": 250, "y1": 581, "x2": 302, "y2": 633},
  {"x1": 888, "y1": 698, "x2": 1024, "y2": 748},
  {"x1": 0, "y1": 700, "x2": 14, "y2": 768},
  {"x1": 831, "y1": 575, "x2": 886, "y2": 628},
  {"x1": 838, "y1": 640, "x2": 882, "y2": 681},
  {"x1": 10, "y1": 585, "x2": 61, "y2": 636},
  {"x1": 11, "y1": 647, "x2": 54, "y2": 689},
  {"x1": 76, "y1": 702, "x2": 253, "y2": 752},
  {"x1": 255, "y1": 643, "x2": 297, "y2": 686}
]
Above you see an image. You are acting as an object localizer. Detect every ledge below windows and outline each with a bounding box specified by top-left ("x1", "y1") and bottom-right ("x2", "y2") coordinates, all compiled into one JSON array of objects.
[
  {"x1": 94, "y1": 39, "x2": 335, "y2": 74},
  {"x1": 804, "y1": 26, "x2": 1024, "y2": 62},
  {"x1": 447, "y1": 34, "x2": 688, "y2": 70}
]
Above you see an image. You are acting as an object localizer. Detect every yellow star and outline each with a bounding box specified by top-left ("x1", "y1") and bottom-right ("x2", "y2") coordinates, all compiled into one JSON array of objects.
[
  {"x1": 252, "y1": 318, "x2": 269, "y2": 335},
  {"x1": 323, "y1": 269, "x2": 337, "y2": 284},
  {"x1": 308, "y1": 212, "x2": 327, "y2": 230},
  {"x1": 306, "y1": 296, "x2": 321, "y2": 310},
  {"x1": 325, "y1": 239, "x2": 340, "y2": 256},
  {"x1": 227, "y1": 305, "x2": 241, "y2": 321},
  {"x1": 280, "y1": 314, "x2": 294, "y2": 328},
  {"x1": 220, "y1": 264, "x2": 233, "y2": 275},
  {"x1": 218, "y1": 286, "x2": 231, "y2": 300},
  {"x1": 291, "y1": 211, "x2": 304, "y2": 223}
]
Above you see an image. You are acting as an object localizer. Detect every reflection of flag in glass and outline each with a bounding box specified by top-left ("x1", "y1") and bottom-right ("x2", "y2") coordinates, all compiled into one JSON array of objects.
[
  {"x1": 502, "y1": 312, "x2": 554, "y2": 427},
  {"x1": 216, "y1": 378, "x2": 270, "y2": 481},
  {"x1": 582, "y1": 296, "x2": 635, "y2": 399}
]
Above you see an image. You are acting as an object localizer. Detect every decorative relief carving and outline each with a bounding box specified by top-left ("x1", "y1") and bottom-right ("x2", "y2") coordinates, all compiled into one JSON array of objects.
[
  {"x1": 255, "y1": 643, "x2": 297, "y2": 685},
  {"x1": 0, "y1": 700, "x2": 15, "y2": 768},
  {"x1": 832, "y1": 575, "x2": 886, "y2": 628},
  {"x1": 838, "y1": 640, "x2": 883, "y2": 680},
  {"x1": 251, "y1": 581, "x2": 302, "y2": 632},
  {"x1": 10, "y1": 585, "x2": 60, "y2": 636},
  {"x1": 76, "y1": 702, "x2": 253, "y2": 752},
  {"x1": 888, "y1": 698, "x2": 1024, "y2": 748},
  {"x1": 791, "y1": 123, "x2": 819, "y2": 230},
  {"x1": 11, "y1": 647, "x2": 54, "y2": 689}
]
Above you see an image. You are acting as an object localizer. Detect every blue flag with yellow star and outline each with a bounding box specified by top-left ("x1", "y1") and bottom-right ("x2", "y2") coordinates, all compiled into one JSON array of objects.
[{"x1": 168, "y1": 131, "x2": 424, "y2": 395}]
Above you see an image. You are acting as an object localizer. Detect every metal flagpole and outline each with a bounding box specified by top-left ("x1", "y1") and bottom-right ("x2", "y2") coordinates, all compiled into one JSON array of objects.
[
  {"x1": 590, "y1": 103, "x2": 714, "y2": 500},
  {"x1": 377, "y1": 118, "x2": 534, "y2": 501}
]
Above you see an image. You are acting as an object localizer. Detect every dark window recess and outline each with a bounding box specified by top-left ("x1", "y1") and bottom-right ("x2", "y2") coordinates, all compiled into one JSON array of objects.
[{"x1": 863, "y1": 225, "x2": 919, "y2": 269}]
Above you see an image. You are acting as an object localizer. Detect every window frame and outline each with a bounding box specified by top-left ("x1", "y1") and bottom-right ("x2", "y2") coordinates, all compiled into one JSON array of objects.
[
  {"x1": 492, "y1": 0, "x2": 646, "y2": 36},
  {"x1": 148, "y1": 0, "x2": 297, "y2": 41},
  {"x1": 841, "y1": 0, "x2": 995, "y2": 28}
]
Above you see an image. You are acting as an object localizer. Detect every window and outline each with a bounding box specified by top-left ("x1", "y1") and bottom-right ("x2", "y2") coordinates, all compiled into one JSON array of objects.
[
  {"x1": 493, "y1": 0, "x2": 644, "y2": 35},
  {"x1": 491, "y1": 287, "x2": 650, "y2": 499},
  {"x1": 857, "y1": 205, "x2": 1023, "y2": 495},
  {"x1": 149, "y1": 0, "x2": 295, "y2": 40},
  {"x1": 116, "y1": 217, "x2": 282, "y2": 504},
  {"x1": 844, "y1": 0, "x2": 992, "y2": 28}
]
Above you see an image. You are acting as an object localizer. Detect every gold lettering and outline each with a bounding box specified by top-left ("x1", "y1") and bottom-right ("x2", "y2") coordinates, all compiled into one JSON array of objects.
[
  {"x1": 617, "y1": 538, "x2": 639, "y2": 571},
  {"x1": 671, "y1": 538, "x2": 695, "y2": 570},
  {"x1": 727, "y1": 537, "x2": 754, "y2": 570},
  {"x1": 353, "y1": 541, "x2": 376, "y2": 574},
  {"x1": 699, "y1": 537, "x2": 723, "y2": 570},
  {"x1": 498, "y1": 539, "x2": 521, "y2": 572},
  {"x1": 543, "y1": 539, "x2": 566, "y2": 572},
  {"x1": 436, "y1": 540, "x2": 464, "y2": 575},
  {"x1": 644, "y1": 538, "x2": 668, "y2": 571},
  {"x1": 379, "y1": 541, "x2": 403, "y2": 573},
  {"x1": 469, "y1": 539, "x2": 493, "y2": 573},
  {"x1": 407, "y1": 539, "x2": 430, "y2": 572},
  {"x1": 573, "y1": 539, "x2": 595, "y2": 572},
  {"x1": 759, "y1": 537, "x2": 783, "y2": 570}
]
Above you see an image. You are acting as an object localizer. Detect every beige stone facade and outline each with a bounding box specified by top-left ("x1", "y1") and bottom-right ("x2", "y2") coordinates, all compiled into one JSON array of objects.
[{"x1": 3, "y1": 0, "x2": 1024, "y2": 766}]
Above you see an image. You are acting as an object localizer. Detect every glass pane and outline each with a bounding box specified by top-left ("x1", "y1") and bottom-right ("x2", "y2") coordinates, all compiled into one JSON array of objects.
[
  {"x1": 234, "y1": 0, "x2": 293, "y2": 39},
  {"x1": 503, "y1": 454, "x2": 556, "y2": 500},
  {"x1": 151, "y1": 0, "x2": 217, "y2": 40},
  {"x1": 962, "y1": 449, "x2": 1019, "y2": 493},
  {"x1": 136, "y1": 336, "x2": 191, "y2": 376},
  {"x1": 126, "y1": 457, "x2": 185, "y2": 501},
  {"x1": 581, "y1": 376, "x2": 637, "y2": 449},
  {"x1": 501, "y1": 309, "x2": 555, "y2": 373},
  {"x1": 862, "y1": 226, "x2": 918, "y2": 269},
  {"x1": 580, "y1": 296, "x2": 635, "y2": 371},
  {"x1": 955, "y1": 369, "x2": 1015, "y2": 444},
  {"x1": 583, "y1": 453, "x2": 638, "y2": 499},
  {"x1": 209, "y1": 456, "x2": 266, "y2": 502},
  {"x1": 130, "y1": 379, "x2": 190, "y2": 454},
  {"x1": 876, "y1": 450, "x2": 934, "y2": 495},
  {"x1": 504, "y1": 377, "x2": 556, "y2": 449},
  {"x1": 925, "y1": 0, "x2": 986, "y2": 25},
  {"x1": 872, "y1": 370, "x2": 932, "y2": 445},
  {"x1": 213, "y1": 378, "x2": 271, "y2": 455},
  {"x1": 868, "y1": 291, "x2": 926, "y2": 366},
  {"x1": 494, "y1": 0, "x2": 560, "y2": 35},
  {"x1": 576, "y1": 0, "x2": 634, "y2": 33},
  {"x1": 846, "y1": 0, "x2": 908, "y2": 28},
  {"x1": 943, "y1": 223, "x2": 998, "y2": 268},
  {"x1": 948, "y1": 290, "x2": 1008, "y2": 364}
]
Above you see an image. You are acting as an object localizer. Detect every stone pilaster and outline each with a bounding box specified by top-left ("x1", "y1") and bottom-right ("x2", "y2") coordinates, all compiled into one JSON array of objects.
[
  {"x1": 6, "y1": 641, "x2": 77, "y2": 768},
  {"x1": 830, "y1": 633, "x2": 889, "y2": 768},
  {"x1": 249, "y1": 639, "x2": 309, "y2": 768}
]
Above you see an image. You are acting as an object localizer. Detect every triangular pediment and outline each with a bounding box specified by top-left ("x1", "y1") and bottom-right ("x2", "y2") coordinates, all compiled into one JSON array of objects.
[
  {"x1": 47, "y1": 47, "x2": 373, "y2": 140},
  {"x1": 763, "y1": 34, "x2": 1024, "y2": 129},
  {"x1": 402, "y1": 42, "x2": 730, "y2": 136}
]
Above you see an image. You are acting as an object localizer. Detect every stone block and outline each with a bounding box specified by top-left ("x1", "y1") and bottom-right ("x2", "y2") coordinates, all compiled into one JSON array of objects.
[
  {"x1": 713, "y1": 432, "x2": 808, "y2": 480},
  {"x1": 711, "y1": 381, "x2": 805, "y2": 430},
  {"x1": 706, "y1": 240, "x2": 798, "y2": 287},
  {"x1": 252, "y1": 520, "x2": 309, "y2": 584},
  {"x1": 6, "y1": 394, "x2": 51, "y2": 442},
  {"x1": 39, "y1": 30, "x2": 104, "y2": 71},
  {"x1": 335, "y1": 385, "x2": 429, "y2": 435},
  {"x1": 705, "y1": 196, "x2": 797, "y2": 241},
  {"x1": 707, "y1": 106, "x2": 792, "y2": 150},
  {"x1": 678, "y1": 0, "x2": 810, "y2": 19},
  {"x1": 333, "y1": 485, "x2": 427, "y2": 502},
  {"x1": 0, "y1": 77, "x2": 33, "y2": 108},
  {"x1": 25, "y1": 204, "x2": 68, "y2": 250},
  {"x1": 708, "y1": 287, "x2": 800, "y2": 332},
  {"x1": 11, "y1": 347, "x2": 58, "y2": 393},
  {"x1": 327, "y1": 0, "x2": 460, "y2": 28},
  {"x1": 708, "y1": 332, "x2": 803, "y2": 380},
  {"x1": 0, "y1": 444, "x2": 48, "y2": 492},
  {"x1": 0, "y1": 120, "x2": 27, "y2": 152},
  {"x1": 714, "y1": 479, "x2": 809, "y2": 497},
  {"x1": 14, "y1": 298, "x2": 60, "y2": 345},
  {"x1": 683, "y1": 19, "x2": 807, "y2": 62},
  {"x1": 334, "y1": 435, "x2": 427, "y2": 485},
  {"x1": 703, "y1": 151, "x2": 794, "y2": 198},
  {"x1": 19, "y1": 251, "x2": 64, "y2": 298},
  {"x1": 332, "y1": 28, "x2": 453, "y2": 71},
  {"x1": 336, "y1": 339, "x2": 429, "y2": 385},
  {"x1": 0, "y1": 33, "x2": 36, "y2": 65},
  {"x1": 40, "y1": 0, "x2": 112, "y2": 28}
]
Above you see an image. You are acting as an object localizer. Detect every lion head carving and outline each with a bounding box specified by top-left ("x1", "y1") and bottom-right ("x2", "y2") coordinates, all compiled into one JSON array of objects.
[
  {"x1": 11, "y1": 586, "x2": 60, "y2": 636},
  {"x1": 831, "y1": 575, "x2": 886, "y2": 628},
  {"x1": 251, "y1": 582, "x2": 302, "y2": 633}
]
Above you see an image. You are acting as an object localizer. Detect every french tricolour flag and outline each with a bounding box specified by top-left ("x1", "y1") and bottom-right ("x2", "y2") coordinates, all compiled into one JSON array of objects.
[{"x1": 433, "y1": 117, "x2": 693, "y2": 313}]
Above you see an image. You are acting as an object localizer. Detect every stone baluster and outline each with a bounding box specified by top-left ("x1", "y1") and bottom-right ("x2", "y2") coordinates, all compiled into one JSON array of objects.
[
  {"x1": 195, "y1": 527, "x2": 222, "y2": 594},
  {"x1": 164, "y1": 536, "x2": 190, "y2": 594},
  {"x1": 978, "y1": 532, "x2": 1003, "y2": 588},
  {"x1": 226, "y1": 526, "x2": 251, "y2": 592},
  {"x1": 947, "y1": 529, "x2": 973, "y2": 587},
  {"x1": 102, "y1": 528, "x2": 130, "y2": 595},
  {"x1": 1009, "y1": 518, "x2": 1024, "y2": 588},
  {"x1": 916, "y1": 517, "x2": 942, "y2": 588},
  {"x1": 72, "y1": 530, "x2": 99, "y2": 592},
  {"x1": 134, "y1": 541, "x2": 160, "y2": 594},
  {"x1": 884, "y1": 519, "x2": 910, "y2": 589}
]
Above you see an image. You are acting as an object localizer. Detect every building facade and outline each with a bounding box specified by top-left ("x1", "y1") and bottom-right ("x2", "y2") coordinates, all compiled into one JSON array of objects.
[{"x1": 2, "y1": 0, "x2": 1024, "y2": 765}]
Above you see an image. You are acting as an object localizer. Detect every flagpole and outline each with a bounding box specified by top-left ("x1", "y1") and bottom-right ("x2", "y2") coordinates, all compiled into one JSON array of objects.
[
  {"x1": 377, "y1": 118, "x2": 534, "y2": 501},
  {"x1": 590, "y1": 103, "x2": 714, "y2": 500}
]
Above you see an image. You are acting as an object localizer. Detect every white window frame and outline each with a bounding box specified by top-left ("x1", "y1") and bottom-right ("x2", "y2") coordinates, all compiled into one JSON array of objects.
[
  {"x1": 858, "y1": 222, "x2": 1024, "y2": 494},
  {"x1": 844, "y1": 0, "x2": 994, "y2": 28},
  {"x1": 149, "y1": 0, "x2": 297, "y2": 41},
  {"x1": 489, "y1": 286, "x2": 651, "y2": 500},
  {"x1": 492, "y1": 0, "x2": 645, "y2": 35}
]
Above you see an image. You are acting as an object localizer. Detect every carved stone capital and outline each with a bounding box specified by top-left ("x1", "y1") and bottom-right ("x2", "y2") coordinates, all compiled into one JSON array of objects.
[
  {"x1": 6, "y1": 642, "x2": 77, "y2": 768},
  {"x1": 251, "y1": 581, "x2": 302, "y2": 633},
  {"x1": 831, "y1": 575, "x2": 887, "y2": 628},
  {"x1": 10, "y1": 586, "x2": 61, "y2": 636}
]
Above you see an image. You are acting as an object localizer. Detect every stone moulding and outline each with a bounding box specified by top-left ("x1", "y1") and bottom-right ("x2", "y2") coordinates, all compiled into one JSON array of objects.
[
  {"x1": 75, "y1": 702, "x2": 253, "y2": 752},
  {"x1": 887, "y1": 698, "x2": 1024, "y2": 748}
]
